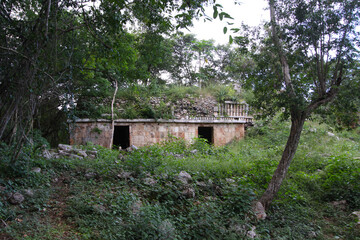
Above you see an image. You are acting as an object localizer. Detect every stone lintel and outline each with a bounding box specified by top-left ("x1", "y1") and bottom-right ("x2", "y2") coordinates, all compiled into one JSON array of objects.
[{"x1": 68, "y1": 118, "x2": 251, "y2": 124}]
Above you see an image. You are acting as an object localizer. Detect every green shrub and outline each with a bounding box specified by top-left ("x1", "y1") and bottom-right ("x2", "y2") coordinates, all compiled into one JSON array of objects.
[{"x1": 320, "y1": 155, "x2": 360, "y2": 208}]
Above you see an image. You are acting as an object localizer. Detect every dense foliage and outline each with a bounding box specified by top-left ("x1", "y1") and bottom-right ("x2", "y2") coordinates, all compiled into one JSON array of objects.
[
  {"x1": 0, "y1": 119, "x2": 359, "y2": 239},
  {"x1": 237, "y1": 0, "x2": 360, "y2": 208},
  {"x1": 0, "y1": 0, "x2": 223, "y2": 159}
]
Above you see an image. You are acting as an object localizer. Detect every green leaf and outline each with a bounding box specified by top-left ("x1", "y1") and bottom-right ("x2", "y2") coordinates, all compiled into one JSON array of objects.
[
  {"x1": 229, "y1": 35, "x2": 233, "y2": 44},
  {"x1": 223, "y1": 27, "x2": 228, "y2": 34},
  {"x1": 213, "y1": 6, "x2": 218, "y2": 19},
  {"x1": 219, "y1": 12, "x2": 224, "y2": 20}
]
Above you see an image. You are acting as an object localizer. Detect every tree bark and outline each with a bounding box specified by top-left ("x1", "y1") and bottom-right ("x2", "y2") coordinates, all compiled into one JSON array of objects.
[
  {"x1": 259, "y1": 111, "x2": 307, "y2": 209},
  {"x1": 110, "y1": 80, "x2": 118, "y2": 149}
]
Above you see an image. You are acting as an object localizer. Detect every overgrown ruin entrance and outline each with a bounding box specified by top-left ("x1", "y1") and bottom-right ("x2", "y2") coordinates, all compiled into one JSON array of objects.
[
  {"x1": 198, "y1": 126, "x2": 213, "y2": 144},
  {"x1": 113, "y1": 126, "x2": 130, "y2": 150}
]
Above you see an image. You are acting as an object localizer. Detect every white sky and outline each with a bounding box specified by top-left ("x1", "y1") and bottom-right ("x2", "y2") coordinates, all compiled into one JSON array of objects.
[{"x1": 185, "y1": 0, "x2": 269, "y2": 45}]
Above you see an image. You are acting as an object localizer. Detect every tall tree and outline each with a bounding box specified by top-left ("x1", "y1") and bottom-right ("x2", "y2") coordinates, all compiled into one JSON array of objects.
[
  {"x1": 246, "y1": 0, "x2": 360, "y2": 210},
  {"x1": 0, "y1": 0, "x2": 212, "y2": 161}
]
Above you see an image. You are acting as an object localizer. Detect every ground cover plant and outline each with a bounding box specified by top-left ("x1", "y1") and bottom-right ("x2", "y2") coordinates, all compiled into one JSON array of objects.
[{"x1": 0, "y1": 118, "x2": 359, "y2": 239}]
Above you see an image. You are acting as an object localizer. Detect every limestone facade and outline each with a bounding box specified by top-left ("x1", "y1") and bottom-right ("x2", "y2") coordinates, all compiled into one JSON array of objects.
[{"x1": 69, "y1": 119, "x2": 246, "y2": 148}]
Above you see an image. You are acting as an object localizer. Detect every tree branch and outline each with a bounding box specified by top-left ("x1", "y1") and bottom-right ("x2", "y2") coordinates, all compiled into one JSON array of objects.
[
  {"x1": 269, "y1": 0, "x2": 295, "y2": 96},
  {"x1": 0, "y1": 46, "x2": 56, "y2": 83},
  {"x1": 81, "y1": 9, "x2": 112, "y2": 50}
]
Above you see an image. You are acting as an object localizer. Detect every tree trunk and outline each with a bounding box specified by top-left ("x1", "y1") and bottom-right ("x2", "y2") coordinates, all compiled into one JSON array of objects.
[
  {"x1": 109, "y1": 80, "x2": 118, "y2": 149},
  {"x1": 259, "y1": 112, "x2": 307, "y2": 209},
  {"x1": 0, "y1": 99, "x2": 19, "y2": 140}
]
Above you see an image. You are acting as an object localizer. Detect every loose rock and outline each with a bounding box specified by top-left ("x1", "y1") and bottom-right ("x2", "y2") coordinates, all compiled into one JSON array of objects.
[
  {"x1": 85, "y1": 172, "x2": 97, "y2": 180},
  {"x1": 190, "y1": 149, "x2": 198, "y2": 154},
  {"x1": 331, "y1": 200, "x2": 347, "y2": 210},
  {"x1": 31, "y1": 167, "x2": 41, "y2": 173},
  {"x1": 352, "y1": 211, "x2": 360, "y2": 225},
  {"x1": 117, "y1": 171, "x2": 132, "y2": 180},
  {"x1": 86, "y1": 150, "x2": 98, "y2": 158},
  {"x1": 226, "y1": 178, "x2": 236, "y2": 184},
  {"x1": 158, "y1": 219, "x2": 176, "y2": 240},
  {"x1": 254, "y1": 201, "x2": 267, "y2": 220},
  {"x1": 42, "y1": 149, "x2": 53, "y2": 159},
  {"x1": 126, "y1": 145, "x2": 138, "y2": 152},
  {"x1": 247, "y1": 226, "x2": 257, "y2": 239},
  {"x1": 308, "y1": 231, "x2": 317, "y2": 238},
  {"x1": 178, "y1": 171, "x2": 192, "y2": 184},
  {"x1": 182, "y1": 187, "x2": 195, "y2": 198},
  {"x1": 8, "y1": 192, "x2": 25, "y2": 205},
  {"x1": 69, "y1": 154, "x2": 83, "y2": 160},
  {"x1": 143, "y1": 178, "x2": 157, "y2": 186},
  {"x1": 23, "y1": 189, "x2": 34, "y2": 197},
  {"x1": 196, "y1": 181, "x2": 207, "y2": 188},
  {"x1": 58, "y1": 144, "x2": 72, "y2": 151},
  {"x1": 76, "y1": 150, "x2": 88, "y2": 158}
]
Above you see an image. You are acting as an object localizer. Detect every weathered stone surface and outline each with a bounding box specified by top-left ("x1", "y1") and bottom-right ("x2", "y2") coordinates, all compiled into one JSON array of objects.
[
  {"x1": 143, "y1": 178, "x2": 157, "y2": 186},
  {"x1": 309, "y1": 128, "x2": 317, "y2": 133},
  {"x1": 58, "y1": 150, "x2": 71, "y2": 157},
  {"x1": 158, "y1": 219, "x2": 176, "y2": 240},
  {"x1": 23, "y1": 189, "x2": 34, "y2": 197},
  {"x1": 190, "y1": 149, "x2": 198, "y2": 155},
  {"x1": 42, "y1": 149, "x2": 53, "y2": 159},
  {"x1": 71, "y1": 121, "x2": 245, "y2": 148},
  {"x1": 229, "y1": 223, "x2": 245, "y2": 235},
  {"x1": 8, "y1": 192, "x2": 25, "y2": 205},
  {"x1": 167, "y1": 152, "x2": 184, "y2": 158},
  {"x1": 254, "y1": 201, "x2": 267, "y2": 220},
  {"x1": 126, "y1": 145, "x2": 138, "y2": 152},
  {"x1": 85, "y1": 172, "x2": 97, "y2": 180},
  {"x1": 331, "y1": 200, "x2": 347, "y2": 210},
  {"x1": 86, "y1": 150, "x2": 98, "y2": 156},
  {"x1": 327, "y1": 132, "x2": 335, "y2": 137},
  {"x1": 31, "y1": 167, "x2": 41, "y2": 173},
  {"x1": 225, "y1": 178, "x2": 236, "y2": 184},
  {"x1": 69, "y1": 154, "x2": 83, "y2": 160},
  {"x1": 308, "y1": 231, "x2": 317, "y2": 238},
  {"x1": 177, "y1": 171, "x2": 192, "y2": 184},
  {"x1": 117, "y1": 171, "x2": 132, "y2": 180},
  {"x1": 352, "y1": 211, "x2": 360, "y2": 225},
  {"x1": 182, "y1": 187, "x2": 195, "y2": 198},
  {"x1": 247, "y1": 226, "x2": 257, "y2": 239},
  {"x1": 327, "y1": 132, "x2": 340, "y2": 140},
  {"x1": 58, "y1": 144, "x2": 72, "y2": 151},
  {"x1": 196, "y1": 181, "x2": 207, "y2": 188},
  {"x1": 76, "y1": 150, "x2": 88, "y2": 158}
]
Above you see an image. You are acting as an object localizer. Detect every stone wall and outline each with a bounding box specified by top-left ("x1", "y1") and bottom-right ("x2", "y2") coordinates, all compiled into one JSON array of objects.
[
  {"x1": 69, "y1": 121, "x2": 113, "y2": 148},
  {"x1": 70, "y1": 120, "x2": 245, "y2": 148}
]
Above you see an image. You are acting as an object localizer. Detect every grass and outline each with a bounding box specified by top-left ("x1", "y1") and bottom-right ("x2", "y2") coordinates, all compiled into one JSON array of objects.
[{"x1": 0, "y1": 118, "x2": 359, "y2": 239}]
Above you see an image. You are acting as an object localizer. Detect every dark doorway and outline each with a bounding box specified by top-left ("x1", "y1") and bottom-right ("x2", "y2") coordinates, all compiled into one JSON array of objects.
[
  {"x1": 113, "y1": 126, "x2": 130, "y2": 150},
  {"x1": 198, "y1": 127, "x2": 213, "y2": 144}
]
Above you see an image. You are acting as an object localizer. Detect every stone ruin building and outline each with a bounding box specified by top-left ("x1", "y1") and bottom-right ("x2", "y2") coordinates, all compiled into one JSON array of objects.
[{"x1": 69, "y1": 98, "x2": 253, "y2": 149}]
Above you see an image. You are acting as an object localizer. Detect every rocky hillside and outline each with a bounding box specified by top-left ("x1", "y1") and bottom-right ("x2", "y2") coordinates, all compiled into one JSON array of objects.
[{"x1": 114, "y1": 95, "x2": 219, "y2": 119}]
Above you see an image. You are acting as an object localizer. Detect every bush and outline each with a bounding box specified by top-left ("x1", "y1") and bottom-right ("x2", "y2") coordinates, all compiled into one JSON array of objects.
[{"x1": 319, "y1": 155, "x2": 360, "y2": 208}]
